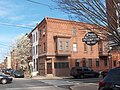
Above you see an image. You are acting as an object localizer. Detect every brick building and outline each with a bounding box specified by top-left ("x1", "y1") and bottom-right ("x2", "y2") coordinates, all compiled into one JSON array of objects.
[
  {"x1": 28, "y1": 17, "x2": 110, "y2": 76},
  {"x1": 106, "y1": 0, "x2": 120, "y2": 68}
]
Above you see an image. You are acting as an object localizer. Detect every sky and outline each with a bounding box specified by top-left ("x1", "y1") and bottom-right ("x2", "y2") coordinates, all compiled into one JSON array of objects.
[{"x1": 0, "y1": 0, "x2": 69, "y2": 63}]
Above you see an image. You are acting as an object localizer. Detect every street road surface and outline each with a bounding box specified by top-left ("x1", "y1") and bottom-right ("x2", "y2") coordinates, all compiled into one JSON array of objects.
[{"x1": 0, "y1": 77, "x2": 102, "y2": 90}]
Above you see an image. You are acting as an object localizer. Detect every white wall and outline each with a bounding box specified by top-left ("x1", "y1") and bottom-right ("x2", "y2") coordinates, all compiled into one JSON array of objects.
[{"x1": 32, "y1": 28, "x2": 38, "y2": 71}]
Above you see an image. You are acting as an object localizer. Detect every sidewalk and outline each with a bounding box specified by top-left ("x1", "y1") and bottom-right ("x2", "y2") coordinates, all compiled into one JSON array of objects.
[
  {"x1": 31, "y1": 76, "x2": 62, "y2": 80},
  {"x1": 29, "y1": 75, "x2": 72, "y2": 80}
]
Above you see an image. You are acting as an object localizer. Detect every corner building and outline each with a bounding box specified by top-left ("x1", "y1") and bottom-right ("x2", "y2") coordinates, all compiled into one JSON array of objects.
[{"x1": 28, "y1": 17, "x2": 107, "y2": 76}]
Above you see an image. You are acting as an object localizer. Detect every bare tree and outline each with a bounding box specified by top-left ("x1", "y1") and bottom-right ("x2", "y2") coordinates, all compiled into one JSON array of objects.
[{"x1": 52, "y1": 0, "x2": 120, "y2": 46}]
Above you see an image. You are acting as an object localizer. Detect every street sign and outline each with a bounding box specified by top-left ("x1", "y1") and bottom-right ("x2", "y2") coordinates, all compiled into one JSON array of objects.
[{"x1": 82, "y1": 32, "x2": 99, "y2": 46}]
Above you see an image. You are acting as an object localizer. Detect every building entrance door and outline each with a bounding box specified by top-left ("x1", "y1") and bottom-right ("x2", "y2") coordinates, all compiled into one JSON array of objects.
[{"x1": 47, "y1": 63, "x2": 52, "y2": 74}]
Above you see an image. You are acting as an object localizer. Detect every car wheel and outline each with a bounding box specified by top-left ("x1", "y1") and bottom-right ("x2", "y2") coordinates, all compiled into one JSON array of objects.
[
  {"x1": 1, "y1": 79, "x2": 7, "y2": 84},
  {"x1": 80, "y1": 75, "x2": 84, "y2": 79}
]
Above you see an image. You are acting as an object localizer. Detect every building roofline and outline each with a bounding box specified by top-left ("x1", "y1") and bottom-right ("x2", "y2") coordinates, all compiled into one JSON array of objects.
[{"x1": 28, "y1": 16, "x2": 106, "y2": 37}]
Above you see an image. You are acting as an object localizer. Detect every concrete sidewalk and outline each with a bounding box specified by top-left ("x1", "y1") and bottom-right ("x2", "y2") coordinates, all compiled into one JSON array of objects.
[{"x1": 28, "y1": 74, "x2": 72, "y2": 80}]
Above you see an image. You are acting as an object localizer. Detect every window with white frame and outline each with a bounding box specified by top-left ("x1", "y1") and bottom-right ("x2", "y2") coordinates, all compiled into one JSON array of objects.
[
  {"x1": 59, "y1": 41, "x2": 63, "y2": 50},
  {"x1": 65, "y1": 39, "x2": 70, "y2": 51},
  {"x1": 73, "y1": 43, "x2": 77, "y2": 52}
]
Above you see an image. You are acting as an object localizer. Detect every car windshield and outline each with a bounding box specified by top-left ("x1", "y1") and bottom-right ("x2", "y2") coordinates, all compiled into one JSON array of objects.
[{"x1": 14, "y1": 70, "x2": 24, "y2": 74}]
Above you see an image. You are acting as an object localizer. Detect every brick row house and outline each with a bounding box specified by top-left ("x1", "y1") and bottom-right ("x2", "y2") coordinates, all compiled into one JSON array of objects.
[
  {"x1": 106, "y1": 0, "x2": 120, "y2": 68},
  {"x1": 28, "y1": 17, "x2": 110, "y2": 76}
]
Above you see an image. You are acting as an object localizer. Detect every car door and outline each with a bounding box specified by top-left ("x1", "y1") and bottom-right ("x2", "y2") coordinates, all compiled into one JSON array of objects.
[{"x1": 83, "y1": 67, "x2": 93, "y2": 77}]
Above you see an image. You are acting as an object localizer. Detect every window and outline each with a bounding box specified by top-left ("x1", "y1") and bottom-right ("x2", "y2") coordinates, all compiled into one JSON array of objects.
[
  {"x1": 43, "y1": 26, "x2": 46, "y2": 36},
  {"x1": 32, "y1": 46, "x2": 35, "y2": 55},
  {"x1": 59, "y1": 41, "x2": 63, "y2": 50},
  {"x1": 96, "y1": 58, "x2": 99, "y2": 67},
  {"x1": 113, "y1": 60, "x2": 116, "y2": 67},
  {"x1": 73, "y1": 43, "x2": 77, "y2": 52},
  {"x1": 36, "y1": 45, "x2": 38, "y2": 55},
  {"x1": 36, "y1": 32, "x2": 38, "y2": 41},
  {"x1": 75, "y1": 59, "x2": 80, "y2": 67},
  {"x1": 32, "y1": 34, "x2": 35, "y2": 43},
  {"x1": 43, "y1": 43, "x2": 46, "y2": 52},
  {"x1": 83, "y1": 68, "x2": 89, "y2": 71},
  {"x1": 77, "y1": 68, "x2": 82, "y2": 71},
  {"x1": 54, "y1": 62, "x2": 69, "y2": 68},
  {"x1": 72, "y1": 27, "x2": 77, "y2": 36},
  {"x1": 84, "y1": 43, "x2": 87, "y2": 52},
  {"x1": 90, "y1": 46, "x2": 93, "y2": 52},
  {"x1": 104, "y1": 58, "x2": 107, "y2": 66},
  {"x1": 88, "y1": 59, "x2": 92, "y2": 67},
  {"x1": 34, "y1": 59, "x2": 35, "y2": 69},
  {"x1": 65, "y1": 39, "x2": 70, "y2": 51}
]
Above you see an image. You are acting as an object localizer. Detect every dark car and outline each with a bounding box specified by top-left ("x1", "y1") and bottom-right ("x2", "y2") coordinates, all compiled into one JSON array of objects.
[
  {"x1": 5, "y1": 69, "x2": 14, "y2": 75},
  {"x1": 98, "y1": 67, "x2": 120, "y2": 90},
  {"x1": 70, "y1": 67, "x2": 100, "y2": 79},
  {"x1": 0, "y1": 74, "x2": 13, "y2": 84},
  {"x1": 101, "y1": 69, "x2": 108, "y2": 78},
  {"x1": 3, "y1": 68, "x2": 13, "y2": 75},
  {"x1": 11, "y1": 70, "x2": 24, "y2": 78}
]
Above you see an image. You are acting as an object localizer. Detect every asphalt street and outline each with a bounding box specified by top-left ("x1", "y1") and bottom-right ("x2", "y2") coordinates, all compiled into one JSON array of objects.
[{"x1": 0, "y1": 77, "x2": 102, "y2": 90}]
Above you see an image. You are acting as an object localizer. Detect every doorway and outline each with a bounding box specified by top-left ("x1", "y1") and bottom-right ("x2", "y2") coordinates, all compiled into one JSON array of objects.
[{"x1": 47, "y1": 63, "x2": 52, "y2": 74}]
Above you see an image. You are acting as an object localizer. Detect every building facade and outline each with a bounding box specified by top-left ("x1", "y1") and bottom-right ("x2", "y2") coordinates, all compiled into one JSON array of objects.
[
  {"x1": 106, "y1": 0, "x2": 120, "y2": 68},
  {"x1": 28, "y1": 17, "x2": 110, "y2": 76}
]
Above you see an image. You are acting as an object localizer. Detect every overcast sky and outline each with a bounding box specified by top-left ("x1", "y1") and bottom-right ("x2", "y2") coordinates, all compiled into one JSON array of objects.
[{"x1": 0, "y1": 0, "x2": 68, "y2": 63}]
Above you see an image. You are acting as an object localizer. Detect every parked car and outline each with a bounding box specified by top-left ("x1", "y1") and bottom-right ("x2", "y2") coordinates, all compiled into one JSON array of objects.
[
  {"x1": 101, "y1": 69, "x2": 108, "y2": 78},
  {"x1": 11, "y1": 70, "x2": 24, "y2": 78},
  {"x1": 5, "y1": 69, "x2": 14, "y2": 75},
  {"x1": 0, "y1": 74, "x2": 13, "y2": 84},
  {"x1": 3, "y1": 68, "x2": 13, "y2": 75},
  {"x1": 98, "y1": 67, "x2": 120, "y2": 90},
  {"x1": 70, "y1": 67, "x2": 100, "y2": 79}
]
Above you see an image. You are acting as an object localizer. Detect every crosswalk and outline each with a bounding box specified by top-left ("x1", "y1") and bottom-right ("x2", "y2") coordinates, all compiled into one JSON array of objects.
[{"x1": 39, "y1": 79, "x2": 98, "y2": 87}]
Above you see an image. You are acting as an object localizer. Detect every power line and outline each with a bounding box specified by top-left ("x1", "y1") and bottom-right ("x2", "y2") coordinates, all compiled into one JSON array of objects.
[
  {"x1": 26, "y1": 0, "x2": 54, "y2": 9},
  {"x1": 0, "y1": 22, "x2": 33, "y2": 29},
  {"x1": 0, "y1": 43, "x2": 10, "y2": 47}
]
